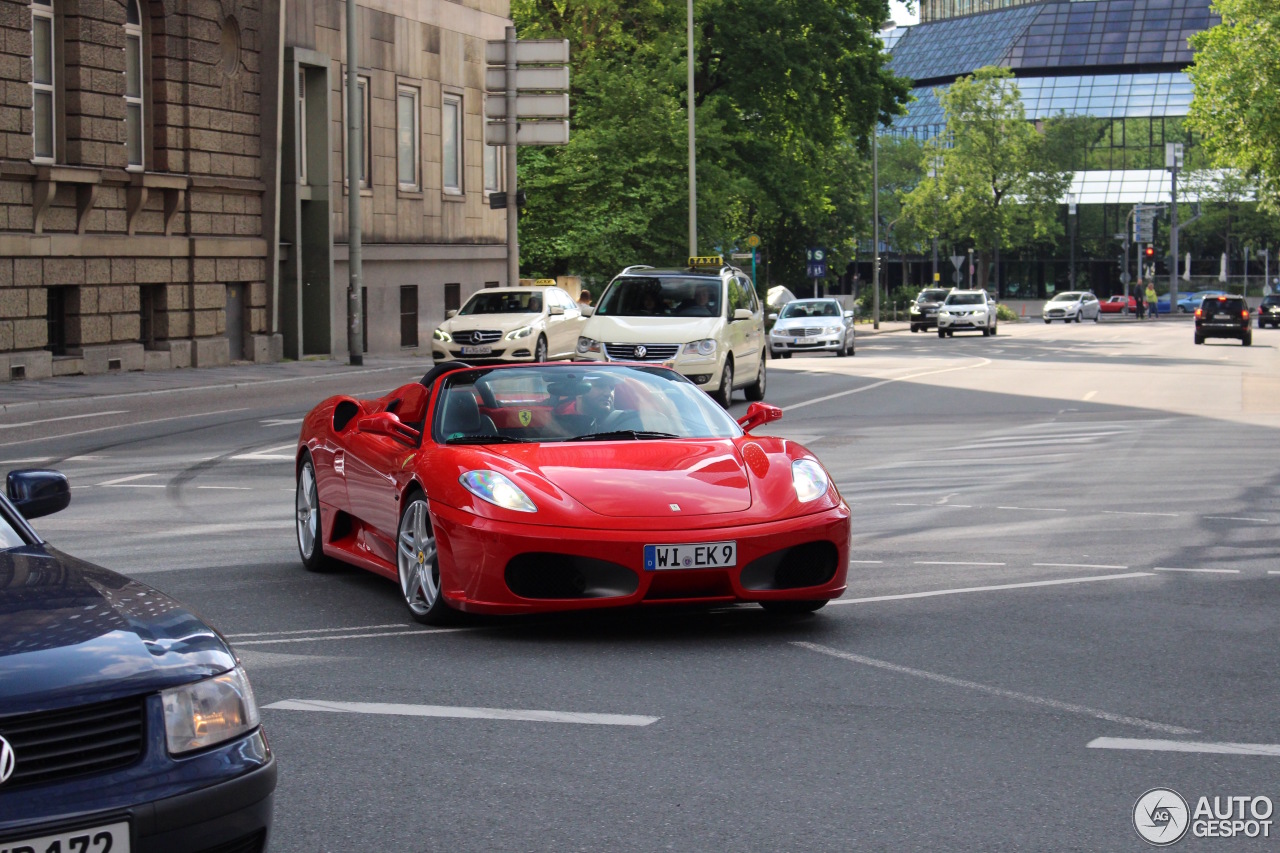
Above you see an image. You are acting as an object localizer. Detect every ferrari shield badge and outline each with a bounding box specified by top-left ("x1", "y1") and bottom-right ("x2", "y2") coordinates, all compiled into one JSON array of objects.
[{"x1": 518, "y1": 410, "x2": 533, "y2": 427}]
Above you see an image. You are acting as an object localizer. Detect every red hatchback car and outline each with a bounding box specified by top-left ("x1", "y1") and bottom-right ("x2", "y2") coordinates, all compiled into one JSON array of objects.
[
  {"x1": 294, "y1": 362, "x2": 850, "y2": 622},
  {"x1": 1098, "y1": 295, "x2": 1137, "y2": 315}
]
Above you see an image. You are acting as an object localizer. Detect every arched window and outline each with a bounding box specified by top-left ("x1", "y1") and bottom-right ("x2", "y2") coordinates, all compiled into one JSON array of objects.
[
  {"x1": 31, "y1": 0, "x2": 56, "y2": 162},
  {"x1": 124, "y1": 0, "x2": 144, "y2": 169}
]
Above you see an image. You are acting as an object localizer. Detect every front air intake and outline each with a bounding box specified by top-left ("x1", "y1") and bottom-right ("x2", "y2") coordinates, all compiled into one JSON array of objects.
[{"x1": 739, "y1": 541, "x2": 839, "y2": 591}]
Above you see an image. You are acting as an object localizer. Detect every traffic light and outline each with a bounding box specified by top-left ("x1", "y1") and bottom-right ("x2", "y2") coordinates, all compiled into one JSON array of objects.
[{"x1": 1144, "y1": 245, "x2": 1155, "y2": 259}]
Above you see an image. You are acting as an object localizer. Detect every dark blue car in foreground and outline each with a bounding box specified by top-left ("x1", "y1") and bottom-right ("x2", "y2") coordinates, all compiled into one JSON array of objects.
[{"x1": 0, "y1": 470, "x2": 275, "y2": 852}]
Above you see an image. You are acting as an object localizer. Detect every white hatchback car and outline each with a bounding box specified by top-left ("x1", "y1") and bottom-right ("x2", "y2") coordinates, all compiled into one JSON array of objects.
[
  {"x1": 575, "y1": 259, "x2": 766, "y2": 408},
  {"x1": 1042, "y1": 290, "x2": 1101, "y2": 323},
  {"x1": 432, "y1": 286, "x2": 586, "y2": 363},
  {"x1": 937, "y1": 289, "x2": 998, "y2": 337}
]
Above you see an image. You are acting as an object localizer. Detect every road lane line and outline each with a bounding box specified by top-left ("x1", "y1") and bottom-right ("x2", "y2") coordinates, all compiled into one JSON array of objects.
[
  {"x1": 95, "y1": 473, "x2": 156, "y2": 486},
  {"x1": 0, "y1": 410, "x2": 128, "y2": 430},
  {"x1": 264, "y1": 699, "x2": 659, "y2": 727},
  {"x1": 234, "y1": 628, "x2": 469, "y2": 646},
  {"x1": 1103, "y1": 510, "x2": 1179, "y2": 517},
  {"x1": 1033, "y1": 562, "x2": 1128, "y2": 569},
  {"x1": 1087, "y1": 737, "x2": 1280, "y2": 757},
  {"x1": 1204, "y1": 516, "x2": 1269, "y2": 522},
  {"x1": 196, "y1": 485, "x2": 254, "y2": 490},
  {"x1": 1083, "y1": 390, "x2": 1097, "y2": 401},
  {"x1": 914, "y1": 561, "x2": 1006, "y2": 566},
  {"x1": 793, "y1": 642, "x2": 1195, "y2": 735},
  {"x1": 829, "y1": 572, "x2": 1153, "y2": 605},
  {"x1": 1152, "y1": 567, "x2": 1239, "y2": 574},
  {"x1": 782, "y1": 358, "x2": 992, "y2": 413},
  {"x1": 227, "y1": 624, "x2": 406, "y2": 638},
  {"x1": 1269, "y1": 571, "x2": 1280, "y2": 575},
  {"x1": 0, "y1": 408, "x2": 252, "y2": 448},
  {"x1": 847, "y1": 560, "x2": 884, "y2": 564},
  {"x1": 998, "y1": 506, "x2": 1068, "y2": 512}
]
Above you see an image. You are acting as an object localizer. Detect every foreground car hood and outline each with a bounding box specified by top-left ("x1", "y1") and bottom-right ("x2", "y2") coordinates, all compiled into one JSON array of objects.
[
  {"x1": 583, "y1": 316, "x2": 723, "y2": 345},
  {"x1": 0, "y1": 547, "x2": 235, "y2": 711},
  {"x1": 510, "y1": 440, "x2": 753, "y2": 517}
]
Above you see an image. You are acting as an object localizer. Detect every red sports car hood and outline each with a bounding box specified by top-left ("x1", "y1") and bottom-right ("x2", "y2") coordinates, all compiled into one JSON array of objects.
[{"x1": 511, "y1": 440, "x2": 752, "y2": 517}]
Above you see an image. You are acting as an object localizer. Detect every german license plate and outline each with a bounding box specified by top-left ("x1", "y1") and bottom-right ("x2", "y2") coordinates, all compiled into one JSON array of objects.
[
  {"x1": 461, "y1": 345, "x2": 492, "y2": 355},
  {"x1": 792, "y1": 337, "x2": 816, "y2": 345},
  {"x1": 644, "y1": 541, "x2": 736, "y2": 571},
  {"x1": 0, "y1": 821, "x2": 130, "y2": 853}
]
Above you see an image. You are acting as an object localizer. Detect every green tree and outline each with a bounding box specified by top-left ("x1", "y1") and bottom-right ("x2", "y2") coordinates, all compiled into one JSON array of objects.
[
  {"x1": 510, "y1": 0, "x2": 909, "y2": 288},
  {"x1": 898, "y1": 67, "x2": 1071, "y2": 291}
]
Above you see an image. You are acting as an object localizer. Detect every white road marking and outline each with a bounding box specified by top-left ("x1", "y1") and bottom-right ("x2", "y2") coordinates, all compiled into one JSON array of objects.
[
  {"x1": 234, "y1": 628, "x2": 469, "y2": 646},
  {"x1": 794, "y1": 642, "x2": 1195, "y2": 735},
  {"x1": 1204, "y1": 516, "x2": 1269, "y2": 522},
  {"x1": 96, "y1": 473, "x2": 156, "y2": 486},
  {"x1": 1152, "y1": 567, "x2": 1240, "y2": 575},
  {"x1": 233, "y1": 441, "x2": 297, "y2": 461},
  {"x1": 261, "y1": 418, "x2": 305, "y2": 426},
  {"x1": 914, "y1": 560, "x2": 1007, "y2": 566},
  {"x1": 0, "y1": 408, "x2": 252, "y2": 448},
  {"x1": 1033, "y1": 562, "x2": 1129, "y2": 569},
  {"x1": 0, "y1": 457, "x2": 52, "y2": 465},
  {"x1": 998, "y1": 506, "x2": 1068, "y2": 513},
  {"x1": 1103, "y1": 509, "x2": 1180, "y2": 517},
  {"x1": 1083, "y1": 390, "x2": 1098, "y2": 401},
  {"x1": 830, "y1": 572, "x2": 1153, "y2": 605},
  {"x1": 0, "y1": 410, "x2": 128, "y2": 430},
  {"x1": 1088, "y1": 737, "x2": 1280, "y2": 757},
  {"x1": 227, "y1": 623, "x2": 406, "y2": 639},
  {"x1": 783, "y1": 358, "x2": 992, "y2": 413},
  {"x1": 1269, "y1": 571, "x2": 1280, "y2": 575},
  {"x1": 847, "y1": 560, "x2": 884, "y2": 564},
  {"x1": 265, "y1": 699, "x2": 660, "y2": 727},
  {"x1": 197, "y1": 485, "x2": 254, "y2": 491}
]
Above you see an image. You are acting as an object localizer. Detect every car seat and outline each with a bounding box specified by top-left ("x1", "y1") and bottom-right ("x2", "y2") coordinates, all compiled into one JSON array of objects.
[{"x1": 440, "y1": 388, "x2": 498, "y2": 438}]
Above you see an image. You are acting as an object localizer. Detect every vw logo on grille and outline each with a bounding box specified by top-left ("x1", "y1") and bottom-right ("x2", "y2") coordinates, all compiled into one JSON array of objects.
[
  {"x1": 0, "y1": 735, "x2": 14, "y2": 785},
  {"x1": 634, "y1": 345, "x2": 647, "y2": 358}
]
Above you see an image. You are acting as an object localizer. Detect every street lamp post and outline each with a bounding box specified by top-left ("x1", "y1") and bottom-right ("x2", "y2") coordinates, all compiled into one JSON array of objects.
[
  {"x1": 1067, "y1": 192, "x2": 1077, "y2": 291},
  {"x1": 1260, "y1": 248, "x2": 1270, "y2": 294},
  {"x1": 1244, "y1": 246, "x2": 1250, "y2": 297},
  {"x1": 967, "y1": 247, "x2": 973, "y2": 289},
  {"x1": 872, "y1": 132, "x2": 880, "y2": 330},
  {"x1": 345, "y1": 0, "x2": 364, "y2": 365},
  {"x1": 929, "y1": 157, "x2": 941, "y2": 286},
  {"x1": 686, "y1": 0, "x2": 696, "y2": 257}
]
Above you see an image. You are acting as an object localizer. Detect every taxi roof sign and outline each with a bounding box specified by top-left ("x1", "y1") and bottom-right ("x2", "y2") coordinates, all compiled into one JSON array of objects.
[
  {"x1": 688, "y1": 255, "x2": 724, "y2": 269},
  {"x1": 534, "y1": 278, "x2": 557, "y2": 286}
]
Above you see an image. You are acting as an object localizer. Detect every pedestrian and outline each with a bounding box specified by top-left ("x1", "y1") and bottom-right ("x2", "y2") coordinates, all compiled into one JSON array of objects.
[
  {"x1": 577, "y1": 288, "x2": 592, "y2": 308},
  {"x1": 1136, "y1": 289, "x2": 1146, "y2": 320},
  {"x1": 1145, "y1": 282, "x2": 1158, "y2": 320}
]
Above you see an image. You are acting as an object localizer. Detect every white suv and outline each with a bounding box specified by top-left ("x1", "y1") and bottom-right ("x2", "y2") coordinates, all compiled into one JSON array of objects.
[
  {"x1": 937, "y1": 290, "x2": 998, "y2": 337},
  {"x1": 575, "y1": 258, "x2": 766, "y2": 408}
]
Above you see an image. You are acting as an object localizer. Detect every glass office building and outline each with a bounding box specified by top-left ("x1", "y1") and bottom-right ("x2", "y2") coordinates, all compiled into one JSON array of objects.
[{"x1": 882, "y1": 0, "x2": 1220, "y2": 297}]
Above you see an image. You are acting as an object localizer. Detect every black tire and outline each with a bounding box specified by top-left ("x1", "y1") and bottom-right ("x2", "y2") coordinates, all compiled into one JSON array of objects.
[
  {"x1": 1194, "y1": 333, "x2": 1204, "y2": 345},
  {"x1": 1093, "y1": 312, "x2": 1100, "y2": 323},
  {"x1": 910, "y1": 325, "x2": 919, "y2": 333},
  {"x1": 534, "y1": 336, "x2": 548, "y2": 362},
  {"x1": 947, "y1": 330, "x2": 954, "y2": 338},
  {"x1": 938, "y1": 329, "x2": 946, "y2": 338},
  {"x1": 296, "y1": 453, "x2": 335, "y2": 573},
  {"x1": 1243, "y1": 334, "x2": 1252, "y2": 346},
  {"x1": 760, "y1": 600, "x2": 828, "y2": 615},
  {"x1": 711, "y1": 358, "x2": 733, "y2": 408},
  {"x1": 782, "y1": 352, "x2": 792, "y2": 359},
  {"x1": 990, "y1": 322, "x2": 997, "y2": 336},
  {"x1": 1044, "y1": 318, "x2": 1051, "y2": 324},
  {"x1": 744, "y1": 355, "x2": 766, "y2": 401},
  {"x1": 396, "y1": 490, "x2": 457, "y2": 626}
]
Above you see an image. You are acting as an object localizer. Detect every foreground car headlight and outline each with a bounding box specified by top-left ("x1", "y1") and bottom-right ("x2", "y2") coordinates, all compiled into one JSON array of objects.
[
  {"x1": 682, "y1": 339, "x2": 717, "y2": 357},
  {"x1": 460, "y1": 470, "x2": 537, "y2": 512},
  {"x1": 433, "y1": 328, "x2": 452, "y2": 343},
  {"x1": 791, "y1": 459, "x2": 830, "y2": 503},
  {"x1": 577, "y1": 336, "x2": 602, "y2": 355},
  {"x1": 505, "y1": 325, "x2": 534, "y2": 341},
  {"x1": 162, "y1": 666, "x2": 260, "y2": 755}
]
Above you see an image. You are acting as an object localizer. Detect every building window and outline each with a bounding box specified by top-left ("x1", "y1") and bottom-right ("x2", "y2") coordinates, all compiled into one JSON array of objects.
[
  {"x1": 297, "y1": 67, "x2": 307, "y2": 183},
  {"x1": 442, "y1": 93, "x2": 462, "y2": 194},
  {"x1": 124, "y1": 0, "x2": 144, "y2": 169},
  {"x1": 397, "y1": 85, "x2": 420, "y2": 190},
  {"x1": 31, "y1": 0, "x2": 55, "y2": 163},
  {"x1": 361, "y1": 286, "x2": 368, "y2": 352},
  {"x1": 400, "y1": 285, "x2": 419, "y2": 348},
  {"x1": 484, "y1": 143, "x2": 500, "y2": 193},
  {"x1": 444, "y1": 282, "x2": 460, "y2": 316},
  {"x1": 343, "y1": 73, "x2": 370, "y2": 188},
  {"x1": 484, "y1": 280, "x2": 500, "y2": 288},
  {"x1": 46, "y1": 286, "x2": 66, "y2": 356}
]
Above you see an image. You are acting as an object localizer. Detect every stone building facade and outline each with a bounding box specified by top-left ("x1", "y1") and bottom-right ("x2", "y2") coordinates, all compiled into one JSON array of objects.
[{"x1": 0, "y1": 0, "x2": 511, "y2": 381}]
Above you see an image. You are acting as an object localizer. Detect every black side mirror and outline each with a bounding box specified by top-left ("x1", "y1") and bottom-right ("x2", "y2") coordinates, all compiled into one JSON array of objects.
[{"x1": 7, "y1": 469, "x2": 71, "y2": 520}]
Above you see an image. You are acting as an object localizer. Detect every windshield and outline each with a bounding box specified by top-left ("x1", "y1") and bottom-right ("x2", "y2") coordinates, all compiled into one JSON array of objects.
[
  {"x1": 1262, "y1": 295, "x2": 1280, "y2": 307},
  {"x1": 1201, "y1": 297, "x2": 1246, "y2": 315},
  {"x1": 945, "y1": 292, "x2": 985, "y2": 305},
  {"x1": 432, "y1": 365, "x2": 743, "y2": 444},
  {"x1": 779, "y1": 301, "x2": 840, "y2": 319},
  {"x1": 0, "y1": 495, "x2": 30, "y2": 549},
  {"x1": 595, "y1": 276, "x2": 722, "y2": 318},
  {"x1": 917, "y1": 289, "x2": 949, "y2": 303},
  {"x1": 459, "y1": 291, "x2": 543, "y2": 316},
  {"x1": 1050, "y1": 292, "x2": 1082, "y2": 302}
]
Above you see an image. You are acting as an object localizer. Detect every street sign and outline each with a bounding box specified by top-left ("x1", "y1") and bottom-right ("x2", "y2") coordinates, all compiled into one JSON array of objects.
[
  {"x1": 486, "y1": 39, "x2": 570, "y2": 66},
  {"x1": 485, "y1": 66, "x2": 570, "y2": 93},
  {"x1": 1134, "y1": 207, "x2": 1157, "y2": 243},
  {"x1": 806, "y1": 248, "x2": 827, "y2": 279},
  {"x1": 745, "y1": 234, "x2": 761, "y2": 248},
  {"x1": 950, "y1": 254, "x2": 965, "y2": 270},
  {"x1": 730, "y1": 253, "x2": 752, "y2": 260},
  {"x1": 485, "y1": 93, "x2": 569, "y2": 119},
  {"x1": 1120, "y1": 271, "x2": 1130, "y2": 284},
  {"x1": 485, "y1": 120, "x2": 569, "y2": 146}
]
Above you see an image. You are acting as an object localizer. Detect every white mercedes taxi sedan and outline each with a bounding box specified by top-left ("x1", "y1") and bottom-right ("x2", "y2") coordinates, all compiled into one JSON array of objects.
[
  {"x1": 432, "y1": 285, "x2": 586, "y2": 363},
  {"x1": 574, "y1": 258, "x2": 767, "y2": 408}
]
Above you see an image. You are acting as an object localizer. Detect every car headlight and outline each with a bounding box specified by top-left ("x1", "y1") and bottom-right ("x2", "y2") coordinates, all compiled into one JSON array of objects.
[
  {"x1": 823, "y1": 326, "x2": 842, "y2": 335},
  {"x1": 162, "y1": 666, "x2": 260, "y2": 755},
  {"x1": 682, "y1": 339, "x2": 717, "y2": 357},
  {"x1": 433, "y1": 328, "x2": 452, "y2": 343},
  {"x1": 505, "y1": 326, "x2": 534, "y2": 341},
  {"x1": 577, "y1": 336, "x2": 601, "y2": 355},
  {"x1": 791, "y1": 459, "x2": 830, "y2": 503},
  {"x1": 910, "y1": 304, "x2": 922, "y2": 315},
  {"x1": 460, "y1": 470, "x2": 537, "y2": 513}
]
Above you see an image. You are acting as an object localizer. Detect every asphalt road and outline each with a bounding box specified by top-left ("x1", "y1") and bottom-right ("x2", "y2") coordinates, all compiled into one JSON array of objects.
[{"x1": 3, "y1": 317, "x2": 1278, "y2": 851}]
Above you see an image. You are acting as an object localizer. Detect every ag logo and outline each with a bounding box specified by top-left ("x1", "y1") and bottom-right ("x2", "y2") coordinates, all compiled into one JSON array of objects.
[
  {"x1": 518, "y1": 410, "x2": 532, "y2": 427},
  {"x1": 0, "y1": 735, "x2": 14, "y2": 785},
  {"x1": 1134, "y1": 788, "x2": 1189, "y2": 846}
]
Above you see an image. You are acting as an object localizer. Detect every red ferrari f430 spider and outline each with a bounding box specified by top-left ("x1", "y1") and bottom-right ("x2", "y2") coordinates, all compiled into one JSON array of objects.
[{"x1": 295, "y1": 362, "x2": 849, "y2": 622}]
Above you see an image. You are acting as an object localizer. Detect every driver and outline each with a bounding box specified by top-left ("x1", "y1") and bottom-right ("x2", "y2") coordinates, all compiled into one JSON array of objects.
[{"x1": 578, "y1": 376, "x2": 616, "y2": 428}]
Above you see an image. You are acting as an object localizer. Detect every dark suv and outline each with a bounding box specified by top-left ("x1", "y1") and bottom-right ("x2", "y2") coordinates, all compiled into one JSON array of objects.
[
  {"x1": 1257, "y1": 293, "x2": 1280, "y2": 328},
  {"x1": 1194, "y1": 294, "x2": 1252, "y2": 345},
  {"x1": 910, "y1": 288, "x2": 951, "y2": 333}
]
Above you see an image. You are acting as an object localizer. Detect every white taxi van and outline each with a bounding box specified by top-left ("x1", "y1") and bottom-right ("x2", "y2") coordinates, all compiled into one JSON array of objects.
[
  {"x1": 575, "y1": 257, "x2": 766, "y2": 407},
  {"x1": 432, "y1": 283, "x2": 586, "y2": 363}
]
